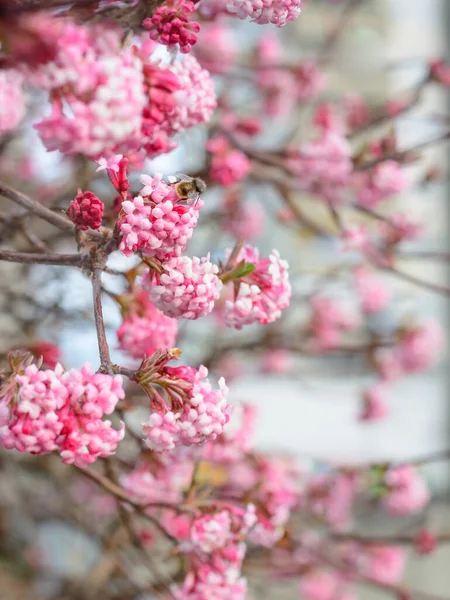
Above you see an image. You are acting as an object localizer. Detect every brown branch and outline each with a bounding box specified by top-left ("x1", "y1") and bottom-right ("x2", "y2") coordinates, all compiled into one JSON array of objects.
[
  {"x1": 384, "y1": 265, "x2": 450, "y2": 297},
  {"x1": 330, "y1": 531, "x2": 450, "y2": 546},
  {"x1": 0, "y1": 180, "x2": 110, "y2": 239},
  {"x1": 75, "y1": 465, "x2": 178, "y2": 544},
  {"x1": 355, "y1": 131, "x2": 450, "y2": 172},
  {"x1": 92, "y1": 268, "x2": 112, "y2": 372},
  {"x1": 0, "y1": 248, "x2": 83, "y2": 266},
  {"x1": 0, "y1": 181, "x2": 76, "y2": 232}
]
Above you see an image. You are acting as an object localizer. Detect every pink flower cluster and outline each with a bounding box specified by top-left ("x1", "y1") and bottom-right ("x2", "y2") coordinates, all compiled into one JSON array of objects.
[
  {"x1": 378, "y1": 320, "x2": 444, "y2": 380},
  {"x1": 117, "y1": 173, "x2": 203, "y2": 260},
  {"x1": 224, "y1": 245, "x2": 291, "y2": 329},
  {"x1": 309, "y1": 295, "x2": 357, "y2": 351},
  {"x1": 0, "y1": 363, "x2": 125, "y2": 466},
  {"x1": 247, "y1": 458, "x2": 299, "y2": 546},
  {"x1": 142, "y1": 365, "x2": 230, "y2": 452},
  {"x1": 128, "y1": 48, "x2": 216, "y2": 159},
  {"x1": 228, "y1": 0, "x2": 302, "y2": 27},
  {"x1": 360, "y1": 383, "x2": 389, "y2": 422},
  {"x1": 25, "y1": 19, "x2": 216, "y2": 160},
  {"x1": 300, "y1": 570, "x2": 355, "y2": 600},
  {"x1": 173, "y1": 542, "x2": 248, "y2": 599},
  {"x1": 145, "y1": 255, "x2": 223, "y2": 320},
  {"x1": 305, "y1": 471, "x2": 359, "y2": 530},
  {"x1": 353, "y1": 161, "x2": 408, "y2": 208},
  {"x1": 207, "y1": 136, "x2": 252, "y2": 187},
  {"x1": 31, "y1": 22, "x2": 145, "y2": 157},
  {"x1": 363, "y1": 545, "x2": 405, "y2": 584},
  {"x1": 288, "y1": 131, "x2": 353, "y2": 204},
  {"x1": 121, "y1": 456, "x2": 193, "y2": 505},
  {"x1": 0, "y1": 70, "x2": 25, "y2": 134},
  {"x1": 170, "y1": 54, "x2": 217, "y2": 130},
  {"x1": 174, "y1": 506, "x2": 257, "y2": 600},
  {"x1": 66, "y1": 189, "x2": 104, "y2": 231},
  {"x1": 134, "y1": 45, "x2": 183, "y2": 158},
  {"x1": 143, "y1": 0, "x2": 200, "y2": 54},
  {"x1": 382, "y1": 465, "x2": 429, "y2": 515},
  {"x1": 117, "y1": 297, "x2": 178, "y2": 360},
  {"x1": 189, "y1": 510, "x2": 233, "y2": 553}
]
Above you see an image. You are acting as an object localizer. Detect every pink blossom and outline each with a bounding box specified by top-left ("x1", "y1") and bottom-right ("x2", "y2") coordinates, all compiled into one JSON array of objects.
[
  {"x1": 117, "y1": 174, "x2": 203, "y2": 260},
  {"x1": 382, "y1": 465, "x2": 429, "y2": 515},
  {"x1": 430, "y1": 59, "x2": 450, "y2": 87},
  {"x1": 145, "y1": 255, "x2": 223, "y2": 320},
  {"x1": 288, "y1": 131, "x2": 353, "y2": 204},
  {"x1": 194, "y1": 23, "x2": 237, "y2": 74},
  {"x1": 189, "y1": 511, "x2": 232, "y2": 553},
  {"x1": 173, "y1": 541, "x2": 248, "y2": 600},
  {"x1": 247, "y1": 457, "x2": 299, "y2": 546},
  {"x1": 305, "y1": 472, "x2": 358, "y2": 530},
  {"x1": 117, "y1": 301, "x2": 178, "y2": 359},
  {"x1": 58, "y1": 365, "x2": 125, "y2": 466},
  {"x1": 397, "y1": 320, "x2": 444, "y2": 374},
  {"x1": 96, "y1": 155, "x2": 123, "y2": 173},
  {"x1": 294, "y1": 62, "x2": 325, "y2": 102},
  {"x1": 313, "y1": 103, "x2": 343, "y2": 133},
  {"x1": 0, "y1": 13, "x2": 60, "y2": 69},
  {"x1": 224, "y1": 245, "x2": 291, "y2": 329},
  {"x1": 260, "y1": 349, "x2": 292, "y2": 374},
  {"x1": 258, "y1": 68, "x2": 297, "y2": 117},
  {"x1": 354, "y1": 266, "x2": 391, "y2": 314},
  {"x1": 121, "y1": 457, "x2": 192, "y2": 505},
  {"x1": 143, "y1": 0, "x2": 200, "y2": 55},
  {"x1": 0, "y1": 363, "x2": 125, "y2": 465},
  {"x1": 32, "y1": 22, "x2": 145, "y2": 158},
  {"x1": 66, "y1": 190, "x2": 104, "y2": 231},
  {"x1": 344, "y1": 94, "x2": 369, "y2": 129},
  {"x1": 365, "y1": 546, "x2": 405, "y2": 584},
  {"x1": 142, "y1": 365, "x2": 230, "y2": 452},
  {"x1": 0, "y1": 70, "x2": 25, "y2": 134},
  {"x1": 201, "y1": 404, "x2": 257, "y2": 464},
  {"x1": 360, "y1": 383, "x2": 389, "y2": 422},
  {"x1": 228, "y1": 0, "x2": 302, "y2": 27},
  {"x1": 414, "y1": 529, "x2": 437, "y2": 555},
  {"x1": 0, "y1": 364, "x2": 68, "y2": 455},
  {"x1": 300, "y1": 570, "x2": 355, "y2": 600},
  {"x1": 209, "y1": 147, "x2": 252, "y2": 187},
  {"x1": 27, "y1": 341, "x2": 62, "y2": 369},
  {"x1": 309, "y1": 296, "x2": 357, "y2": 351},
  {"x1": 380, "y1": 213, "x2": 423, "y2": 246},
  {"x1": 354, "y1": 161, "x2": 408, "y2": 208},
  {"x1": 170, "y1": 55, "x2": 217, "y2": 130}
]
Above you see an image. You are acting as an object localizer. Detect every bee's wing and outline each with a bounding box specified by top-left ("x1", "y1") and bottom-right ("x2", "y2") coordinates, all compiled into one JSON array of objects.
[
  {"x1": 167, "y1": 175, "x2": 178, "y2": 184},
  {"x1": 187, "y1": 190, "x2": 200, "y2": 206},
  {"x1": 175, "y1": 171, "x2": 192, "y2": 181}
]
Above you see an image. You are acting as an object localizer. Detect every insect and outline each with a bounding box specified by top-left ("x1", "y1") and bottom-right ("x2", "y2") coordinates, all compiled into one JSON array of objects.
[{"x1": 168, "y1": 172, "x2": 207, "y2": 206}]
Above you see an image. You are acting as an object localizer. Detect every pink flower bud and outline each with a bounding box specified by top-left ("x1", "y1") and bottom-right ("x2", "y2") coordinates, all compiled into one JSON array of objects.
[{"x1": 66, "y1": 190, "x2": 104, "y2": 231}]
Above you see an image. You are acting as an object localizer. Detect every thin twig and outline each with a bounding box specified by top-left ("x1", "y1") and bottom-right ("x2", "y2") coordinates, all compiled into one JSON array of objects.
[
  {"x1": 0, "y1": 249, "x2": 83, "y2": 266},
  {"x1": 92, "y1": 268, "x2": 112, "y2": 372}
]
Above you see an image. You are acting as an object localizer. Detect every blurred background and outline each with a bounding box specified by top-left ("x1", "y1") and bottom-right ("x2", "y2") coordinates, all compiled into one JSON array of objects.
[{"x1": 0, "y1": 0, "x2": 449, "y2": 598}]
